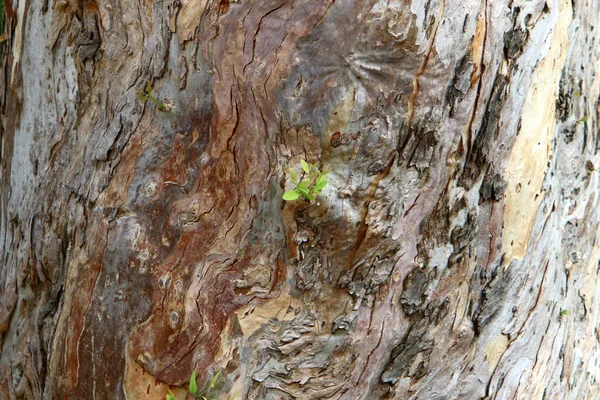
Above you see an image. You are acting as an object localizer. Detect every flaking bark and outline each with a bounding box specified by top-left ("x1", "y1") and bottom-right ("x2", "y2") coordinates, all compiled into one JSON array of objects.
[{"x1": 1, "y1": 0, "x2": 599, "y2": 399}]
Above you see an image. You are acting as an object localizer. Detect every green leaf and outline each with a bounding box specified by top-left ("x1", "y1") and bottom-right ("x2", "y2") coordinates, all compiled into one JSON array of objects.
[
  {"x1": 314, "y1": 180, "x2": 327, "y2": 192},
  {"x1": 297, "y1": 181, "x2": 309, "y2": 191},
  {"x1": 316, "y1": 173, "x2": 328, "y2": 185},
  {"x1": 300, "y1": 160, "x2": 310, "y2": 174},
  {"x1": 297, "y1": 186, "x2": 310, "y2": 200},
  {"x1": 189, "y1": 370, "x2": 198, "y2": 395},
  {"x1": 209, "y1": 370, "x2": 221, "y2": 389},
  {"x1": 166, "y1": 390, "x2": 177, "y2": 400},
  {"x1": 283, "y1": 190, "x2": 300, "y2": 201}
]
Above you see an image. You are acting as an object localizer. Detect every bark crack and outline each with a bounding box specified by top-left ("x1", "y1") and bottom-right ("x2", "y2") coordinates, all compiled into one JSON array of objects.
[
  {"x1": 243, "y1": 3, "x2": 286, "y2": 74},
  {"x1": 357, "y1": 315, "x2": 387, "y2": 384},
  {"x1": 464, "y1": 0, "x2": 489, "y2": 153}
]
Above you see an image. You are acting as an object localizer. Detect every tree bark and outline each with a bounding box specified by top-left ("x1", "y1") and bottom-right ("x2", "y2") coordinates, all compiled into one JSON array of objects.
[{"x1": 1, "y1": 0, "x2": 599, "y2": 399}]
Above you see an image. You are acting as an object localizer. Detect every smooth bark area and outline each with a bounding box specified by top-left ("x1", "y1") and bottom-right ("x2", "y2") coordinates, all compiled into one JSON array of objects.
[{"x1": 1, "y1": 0, "x2": 599, "y2": 399}]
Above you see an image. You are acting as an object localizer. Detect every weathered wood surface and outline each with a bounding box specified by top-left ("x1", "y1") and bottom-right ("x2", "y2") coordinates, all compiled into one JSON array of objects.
[{"x1": 1, "y1": 0, "x2": 599, "y2": 398}]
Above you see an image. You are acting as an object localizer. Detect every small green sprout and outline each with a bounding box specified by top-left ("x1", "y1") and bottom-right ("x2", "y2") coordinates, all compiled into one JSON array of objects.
[
  {"x1": 576, "y1": 116, "x2": 588, "y2": 124},
  {"x1": 136, "y1": 82, "x2": 167, "y2": 111},
  {"x1": 208, "y1": 370, "x2": 221, "y2": 390},
  {"x1": 560, "y1": 309, "x2": 568, "y2": 316},
  {"x1": 283, "y1": 160, "x2": 329, "y2": 202},
  {"x1": 166, "y1": 392, "x2": 177, "y2": 400},
  {"x1": 166, "y1": 369, "x2": 222, "y2": 400},
  {"x1": 189, "y1": 370, "x2": 198, "y2": 396}
]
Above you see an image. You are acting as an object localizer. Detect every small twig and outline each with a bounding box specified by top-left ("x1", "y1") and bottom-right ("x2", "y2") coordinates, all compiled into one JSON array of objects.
[{"x1": 136, "y1": 82, "x2": 168, "y2": 111}]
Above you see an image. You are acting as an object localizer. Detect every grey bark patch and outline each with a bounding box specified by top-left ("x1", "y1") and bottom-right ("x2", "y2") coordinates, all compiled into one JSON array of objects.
[
  {"x1": 480, "y1": 172, "x2": 508, "y2": 202},
  {"x1": 556, "y1": 74, "x2": 574, "y2": 122},
  {"x1": 381, "y1": 328, "x2": 434, "y2": 384},
  {"x1": 503, "y1": 28, "x2": 528, "y2": 60},
  {"x1": 460, "y1": 75, "x2": 508, "y2": 187},
  {"x1": 503, "y1": 7, "x2": 529, "y2": 60},
  {"x1": 400, "y1": 268, "x2": 431, "y2": 316},
  {"x1": 562, "y1": 125, "x2": 576, "y2": 144},
  {"x1": 449, "y1": 209, "x2": 478, "y2": 266},
  {"x1": 408, "y1": 129, "x2": 438, "y2": 173},
  {"x1": 381, "y1": 299, "x2": 448, "y2": 384},
  {"x1": 445, "y1": 54, "x2": 474, "y2": 117},
  {"x1": 473, "y1": 264, "x2": 513, "y2": 334}
]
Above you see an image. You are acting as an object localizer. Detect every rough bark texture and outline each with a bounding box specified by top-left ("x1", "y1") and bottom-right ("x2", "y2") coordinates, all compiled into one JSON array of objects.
[{"x1": 1, "y1": 0, "x2": 600, "y2": 399}]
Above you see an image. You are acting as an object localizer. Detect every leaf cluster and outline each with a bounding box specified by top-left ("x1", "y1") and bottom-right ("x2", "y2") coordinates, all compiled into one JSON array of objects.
[
  {"x1": 282, "y1": 160, "x2": 328, "y2": 202},
  {"x1": 166, "y1": 370, "x2": 221, "y2": 400},
  {"x1": 136, "y1": 82, "x2": 167, "y2": 111}
]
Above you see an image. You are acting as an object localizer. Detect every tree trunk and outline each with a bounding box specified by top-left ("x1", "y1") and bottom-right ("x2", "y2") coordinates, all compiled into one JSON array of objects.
[{"x1": 1, "y1": 0, "x2": 599, "y2": 398}]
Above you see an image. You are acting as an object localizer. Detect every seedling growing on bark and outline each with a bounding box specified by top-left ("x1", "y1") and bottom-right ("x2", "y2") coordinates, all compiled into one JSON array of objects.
[
  {"x1": 166, "y1": 369, "x2": 222, "y2": 400},
  {"x1": 283, "y1": 160, "x2": 329, "y2": 202},
  {"x1": 136, "y1": 82, "x2": 168, "y2": 111}
]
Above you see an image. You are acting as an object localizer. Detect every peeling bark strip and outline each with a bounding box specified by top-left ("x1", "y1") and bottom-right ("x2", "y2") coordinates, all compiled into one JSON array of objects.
[{"x1": 1, "y1": 0, "x2": 600, "y2": 398}]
